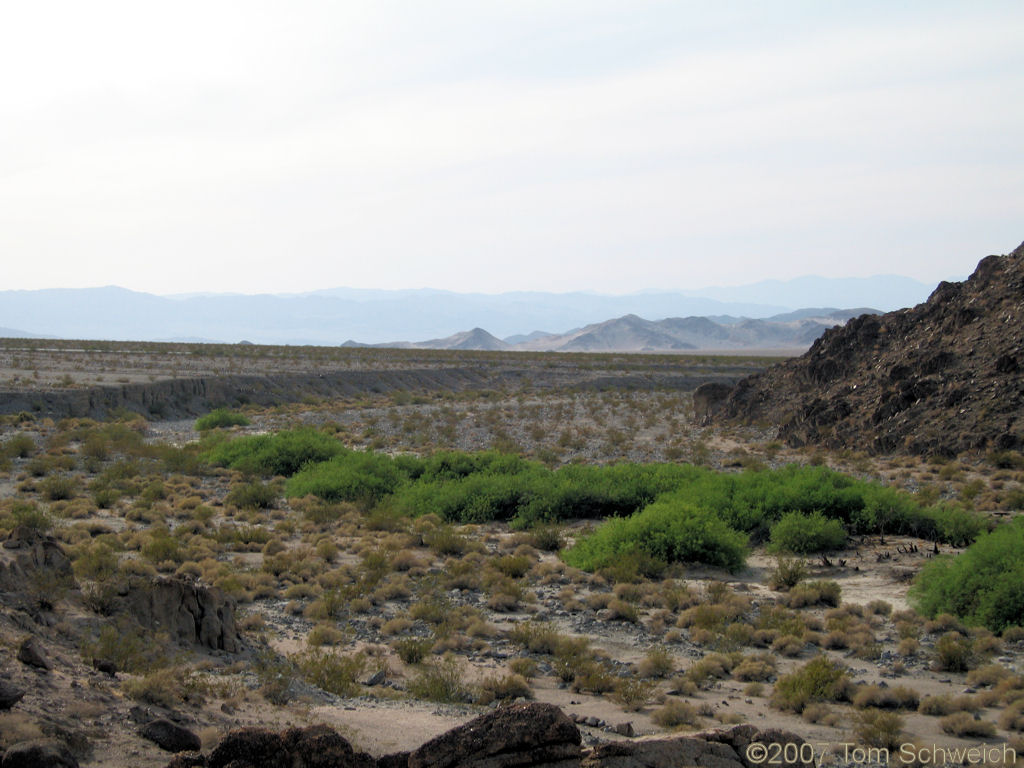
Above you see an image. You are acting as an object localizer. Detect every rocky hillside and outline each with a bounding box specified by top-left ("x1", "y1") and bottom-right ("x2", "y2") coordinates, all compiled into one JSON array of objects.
[{"x1": 701, "y1": 242, "x2": 1024, "y2": 455}]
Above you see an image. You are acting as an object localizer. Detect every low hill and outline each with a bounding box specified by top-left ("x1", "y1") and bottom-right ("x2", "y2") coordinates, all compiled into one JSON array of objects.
[{"x1": 702, "y1": 241, "x2": 1024, "y2": 455}]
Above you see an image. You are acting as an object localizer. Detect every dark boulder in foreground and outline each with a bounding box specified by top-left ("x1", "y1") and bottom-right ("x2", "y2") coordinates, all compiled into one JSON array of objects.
[
  {"x1": 707, "y1": 241, "x2": 1024, "y2": 456},
  {"x1": 408, "y1": 701, "x2": 580, "y2": 768},
  {"x1": 1, "y1": 738, "x2": 79, "y2": 768},
  {"x1": 162, "y1": 703, "x2": 814, "y2": 768},
  {"x1": 140, "y1": 719, "x2": 203, "y2": 753}
]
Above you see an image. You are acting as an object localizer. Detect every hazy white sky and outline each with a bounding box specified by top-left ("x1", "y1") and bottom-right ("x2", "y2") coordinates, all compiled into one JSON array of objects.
[{"x1": 2, "y1": 1, "x2": 1022, "y2": 295}]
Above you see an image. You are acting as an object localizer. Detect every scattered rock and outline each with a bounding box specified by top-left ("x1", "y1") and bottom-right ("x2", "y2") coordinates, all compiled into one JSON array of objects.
[
  {"x1": 17, "y1": 636, "x2": 52, "y2": 670},
  {"x1": 1, "y1": 738, "x2": 79, "y2": 768},
  {"x1": 363, "y1": 669, "x2": 386, "y2": 686},
  {"x1": 0, "y1": 680, "x2": 26, "y2": 710},
  {"x1": 610, "y1": 723, "x2": 634, "y2": 738},
  {"x1": 141, "y1": 719, "x2": 202, "y2": 753}
]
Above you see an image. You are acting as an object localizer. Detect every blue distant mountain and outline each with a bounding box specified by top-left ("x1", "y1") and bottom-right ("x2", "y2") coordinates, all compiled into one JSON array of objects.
[{"x1": 0, "y1": 275, "x2": 933, "y2": 346}]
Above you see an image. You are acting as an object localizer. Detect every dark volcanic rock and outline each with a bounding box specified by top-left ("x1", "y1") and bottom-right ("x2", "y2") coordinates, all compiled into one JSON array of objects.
[
  {"x1": 408, "y1": 702, "x2": 582, "y2": 768},
  {"x1": 141, "y1": 719, "x2": 203, "y2": 753},
  {"x1": 207, "y1": 728, "x2": 290, "y2": 768},
  {"x1": 1, "y1": 738, "x2": 79, "y2": 768},
  {"x1": 123, "y1": 576, "x2": 242, "y2": 653},
  {"x1": 0, "y1": 527, "x2": 74, "y2": 596},
  {"x1": 0, "y1": 680, "x2": 26, "y2": 710},
  {"x1": 17, "y1": 636, "x2": 52, "y2": 670},
  {"x1": 170, "y1": 711, "x2": 814, "y2": 768},
  {"x1": 712, "y1": 241, "x2": 1024, "y2": 455},
  {"x1": 204, "y1": 725, "x2": 374, "y2": 768}
]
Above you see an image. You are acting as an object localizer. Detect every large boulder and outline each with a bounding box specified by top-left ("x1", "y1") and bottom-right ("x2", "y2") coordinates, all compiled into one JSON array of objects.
[
  {"x1": 205, "y1": 725, "x2": 375, "y2": 768},
  {"x1": 1, "y1": 738, "x2": 79, "y2": 768},
  {"x1": 0, "y1": 681, "x2": 25, "y2": 710},
  {"x1": 123, "y1": 577, "x2": 242, "y2": 653},
  {"x1": 16, "y1": 636, "x2": 52, "y2": 670},
  {"x1": 140, "y1": 719, "x2": 202, "y2": 753},
  {"x1": 408, "y1": 702, "x2": 582, "y2": 768}
]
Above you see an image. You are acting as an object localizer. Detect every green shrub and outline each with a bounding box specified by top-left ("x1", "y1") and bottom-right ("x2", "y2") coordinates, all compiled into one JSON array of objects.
[
  {"x1": 769, "y1": 512, "x2": 846, "y2": 554},
  {"x1": 563, "y1": 500, "x2": 748, "y2": 573},
  {"x1": 771, "y1": 655, "x2": 850, "y2": 713},
  {"x1": 194, "y1": 409, "x2": 250, "y2": 431},
  {"x1": 204, "y1": 428, "x2": 344, "y2": 476},
  {"x1": 910, "y1": 518, "x2": 1024, "y2": 633},
  {"x1": 286, "y1": 451, "x2": 412, "y2": 507}
]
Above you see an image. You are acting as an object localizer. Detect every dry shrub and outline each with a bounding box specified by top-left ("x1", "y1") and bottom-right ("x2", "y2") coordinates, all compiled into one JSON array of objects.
[
  {"x1": 770, "y1": 635, "x2": 804, "y2": 657},
  {"x1": 307, "y1": 624, "x2": 345, "y2": 646},
  {"x1": 967, "y1": 663, "x2": 1011, "y2": 687},
  {"x1": 509, "y1": 657, "x2": 538, "y2": 678},
  {"x1": 999, "y1": 700, "x2": 1024, "y2": 731},
  {"x1": 854, "y1": 708, "x2": 904, "y2": 750},
  {"x1": 939, "y1": 712, "x2": 996, "y2": 738},
  {"x1": 636, "y1": 647, "x2": 675, "y2": 679},
  {"x1": 852, "y1": 684, "x2": 920, "y2": 710},
  {"x1": 932, "y1": 631, "x2": 973, "y2": 672},
  {"x1": 605, "y1": 598, "x2": 639, "y2": 623},
  {"x1": 732, "y1": 655, "x2": 776, "y2": 682},
  {"x1": 917, "y1": 693, "x2": 980, "y2": 716},
  {"x1": 652, "y1": 700, "x2": 701, "y2": 729},
  {"x1": 478, "y1": 673, "x2": 532, "y2": 704},
  {"x1": 613, "y1": 678, "x2": 656, "y2": 711}
]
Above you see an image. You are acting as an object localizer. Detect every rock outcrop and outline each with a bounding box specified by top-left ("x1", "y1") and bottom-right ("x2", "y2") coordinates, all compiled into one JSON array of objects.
[
  {"x1": 160, "y1": 704, "x2": 813, "y2": 768},
  {"x1": 709, "y1": 242, "x2": 1024, "y2": 455},
  {"x1": 122, "y1": 577, "x2": 242, "y2": 653},
  {"x1": 408, "y1": 702, "x2": 581, "y2": 768},
  {"x1": 0, "y1": 527, "x2": 75, "y2": 597}
]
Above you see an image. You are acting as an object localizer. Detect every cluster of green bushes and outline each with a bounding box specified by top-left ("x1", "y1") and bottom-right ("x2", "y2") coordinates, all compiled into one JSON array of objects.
[
  {"x1": 194, "y1": 408, "x2": 250, "y2": 431},
  {"x1": 562, "y1": 500, "x2": 748, "y2": 573},
  {"x1": 203, "y1": 428, "x2": 345, "y2": 476},
  {"x1": 910, "y1": 518, "x2": 1024, "y2": 633},
  {"x1": 203, "y1": 430, "x2": 985, "y2": 572}
]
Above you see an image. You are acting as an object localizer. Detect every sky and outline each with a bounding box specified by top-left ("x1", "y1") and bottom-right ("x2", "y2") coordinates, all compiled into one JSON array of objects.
[{"x1": 2, "y1": 1, "x2": 1022, "y2": 296}]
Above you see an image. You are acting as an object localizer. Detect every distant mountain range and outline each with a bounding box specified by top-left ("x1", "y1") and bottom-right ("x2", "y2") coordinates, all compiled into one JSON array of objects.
[
  {"x1": 0, "y1": 275, "x2": 931, "y2": 348},
  {"x1": 344, "y1": 309, "x2": 875, "y2": 353}
]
